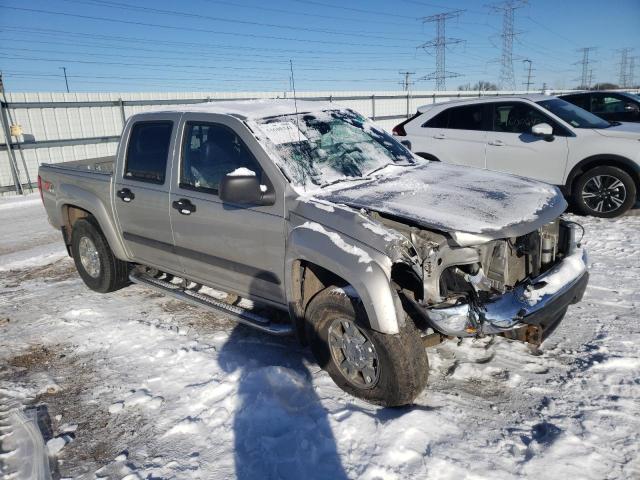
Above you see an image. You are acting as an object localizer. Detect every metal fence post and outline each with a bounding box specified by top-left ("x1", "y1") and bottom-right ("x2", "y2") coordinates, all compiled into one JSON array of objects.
[
  {"x1": 0, "y1": 100, "x2": 23, "y2": 194},
  {"x1": 371, "y1": 94, "x2": 376, "y2": 120},
  {"x1": 118, "y1": 98, "x2": 126, "y2": 127}
]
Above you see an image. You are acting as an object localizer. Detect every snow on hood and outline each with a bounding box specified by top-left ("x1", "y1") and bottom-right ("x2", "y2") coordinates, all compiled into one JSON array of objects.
[
  {"x1": 315, "y1": 162, "x2": 566, "y2": 237},
  {"x1": 594, "y1": 122, "x2": 640, "y2": 139}
]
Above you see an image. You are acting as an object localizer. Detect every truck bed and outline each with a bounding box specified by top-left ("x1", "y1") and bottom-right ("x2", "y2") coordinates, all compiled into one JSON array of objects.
[{"x1": 44, "y1": 156, "x2": 115, "y2": 175}]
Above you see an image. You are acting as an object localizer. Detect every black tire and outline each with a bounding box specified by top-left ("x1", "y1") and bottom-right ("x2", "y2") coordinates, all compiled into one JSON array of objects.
[
  {"x1": 305, "y1": 287, "x2": 429, "y2": 407},
  {"x1": 573, "y1": 166, "x2": 636, "y2": 218},
  {"x1": 71, "y1": 218, "x2": 130, "y2": 293}
]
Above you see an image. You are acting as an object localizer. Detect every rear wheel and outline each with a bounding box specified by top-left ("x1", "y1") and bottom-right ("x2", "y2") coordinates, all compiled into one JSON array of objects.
[
  {"x1": 573, "y1": 166, "x2": 636, "y2": 218},
  {"x1": 305, "y1": 287, "x2": 429, "y2": 407},
  {"x1": 71, "y1": 218, "x2": 130, "y2": 293}
]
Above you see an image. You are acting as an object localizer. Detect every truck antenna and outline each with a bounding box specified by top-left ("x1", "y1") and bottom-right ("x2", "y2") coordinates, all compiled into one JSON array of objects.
[
  {"x1": 289, "y1": 59, "x2": 305, "y2": 187},
  {"x1": 289, "y1": 59, "x2": 301, "y2": 133}
]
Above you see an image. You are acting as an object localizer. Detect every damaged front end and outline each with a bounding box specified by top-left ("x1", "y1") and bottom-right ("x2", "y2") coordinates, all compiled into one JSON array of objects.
[{"x1": 373, "y1": 213, "x2": 589, "y2": 344}]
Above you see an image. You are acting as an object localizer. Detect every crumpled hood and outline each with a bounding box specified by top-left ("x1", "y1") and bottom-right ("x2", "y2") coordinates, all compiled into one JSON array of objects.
[
  {"x1": 315, "y1": 162, "x2": 566, "y2": 238},
  {"x1": 594, "y1": 122, "x2": 640, "y2": 139}
]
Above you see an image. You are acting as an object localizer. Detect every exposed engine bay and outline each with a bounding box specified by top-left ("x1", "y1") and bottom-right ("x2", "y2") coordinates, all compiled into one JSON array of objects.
[{"x1": 368, "y1": 211, "x2": 585, "y2": 338}]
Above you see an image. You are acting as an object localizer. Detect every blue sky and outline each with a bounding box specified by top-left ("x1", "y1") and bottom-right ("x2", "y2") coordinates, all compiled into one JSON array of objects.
[{"x1": 0, "y1": 0, "x2": 638, "y2": 92}]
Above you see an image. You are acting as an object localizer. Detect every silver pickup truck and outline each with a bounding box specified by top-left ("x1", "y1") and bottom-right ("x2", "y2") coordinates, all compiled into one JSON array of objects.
[{"x1": 38, "y1": 100, "x2": 589, "y2": 407}]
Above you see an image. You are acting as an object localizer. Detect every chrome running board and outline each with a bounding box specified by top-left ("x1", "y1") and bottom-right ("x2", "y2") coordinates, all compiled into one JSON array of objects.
[{"x1": 129, "y1": 270, "x2": 293, "y2": 336}]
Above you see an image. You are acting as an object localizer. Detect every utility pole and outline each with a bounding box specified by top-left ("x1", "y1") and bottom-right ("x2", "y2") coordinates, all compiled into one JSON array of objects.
[
  {"x1": 418, "y1": 10, "x2": 464, "y2": 91},
  {"x1": 60, "y1": 66, "x2": 70, "y2": 93},
  {"x1": 629, "y1": 56, "x2": 636, "y2": 88},
  {"x1": 617, "y1": 48, "x2": 632, "y2": 87},
  {"x1": 575, "y1": 47, "x2": 596, "y2": 89},
  {"x1": 522, "y1": 59, "x2": 534, "y2": 92},
  {"x1": 398, "y1": 71, "x2": 415, "y2": 91},
  {"x1": 488, "y1": 0, "x2": 527, "y2": 90}
]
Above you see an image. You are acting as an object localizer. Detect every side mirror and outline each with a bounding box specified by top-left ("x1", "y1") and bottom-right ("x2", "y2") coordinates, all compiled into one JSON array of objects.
[
  {"x1": 531, "y1": 122, "x2": 554, "y2": 140},
  {"x1": 624, "y1": 103, "x2": 640, "y2": 113},
  {"x1": 219, "y1": 172, "x2": 274, "y2": 206}
]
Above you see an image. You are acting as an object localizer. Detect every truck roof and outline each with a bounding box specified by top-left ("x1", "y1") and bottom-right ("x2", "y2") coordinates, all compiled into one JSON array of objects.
[{"x1": 145, "y1": 99, "x2": 337, "y2": 120}]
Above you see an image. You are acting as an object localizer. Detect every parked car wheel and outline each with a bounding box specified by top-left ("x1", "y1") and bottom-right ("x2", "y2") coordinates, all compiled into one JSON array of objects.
[
  {"x1": 305, "y1": 286, "x2": 429, "y2": 407},
  {"x1": 71, "y1": 218, "x2": 130, "y2": 293},
  {"x1": 573, "y1": 166, "x2": 636, "y2": 218}
]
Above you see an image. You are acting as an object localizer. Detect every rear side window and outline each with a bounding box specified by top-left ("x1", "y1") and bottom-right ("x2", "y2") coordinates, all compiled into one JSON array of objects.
[
  {"x1": 591, "y1": 94, "x2": 626, "y2": 114},
  {"x1": 563, "y1": 94, "x2": 590, "y2": 110},
  {"x1": 423, "y1": 109, "x2": 449, "y2": 128},
  {"x1": 125, "y1": 122, "x2": 173, "y2": 184},
  {"x1": 424, "y1": 105, "x2": 485, "y2": 131}
]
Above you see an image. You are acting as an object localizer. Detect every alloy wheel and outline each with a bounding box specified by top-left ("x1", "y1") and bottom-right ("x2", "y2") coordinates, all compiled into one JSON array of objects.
[
  {"x1": 327, "y1": 317, "x2": 380, "y2": 389},
  {"x1": 581, "y1": 174, "x2": 627, "y2": 214},
  {"x1": 78, "y1": 236, "x2": 101, "y2": 278}
]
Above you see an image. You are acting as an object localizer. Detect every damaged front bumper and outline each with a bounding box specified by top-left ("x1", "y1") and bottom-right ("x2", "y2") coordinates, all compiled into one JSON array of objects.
[{"x1": 426, "y1": 249, "x2": 589, "y2": 337}]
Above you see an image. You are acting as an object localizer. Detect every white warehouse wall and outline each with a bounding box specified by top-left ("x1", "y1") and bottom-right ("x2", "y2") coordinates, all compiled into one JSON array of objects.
[{"x1": 1, "y1": 88, "x2": 569, "y2": 193}]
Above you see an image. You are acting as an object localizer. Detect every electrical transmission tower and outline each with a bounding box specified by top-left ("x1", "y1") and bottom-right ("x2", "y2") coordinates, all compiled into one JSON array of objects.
[
  {"x1": 418, "y1": 10, "x2": 464, "y2": 91},
  {"x1": 488, "y1": 0, "x2": 527, "y2": 90},
  {"x1": 629, "y1": 56, "x2": 636, "y2": 87},
  {"x1": 399, "y1": 71, "x2": 415, "y2": 91},
  {"x1": 617, "y1": 48, "x2": 632, "y2": 87},
  {"x1": 575, "y1": 47, "x2": 596, "y2": 89},
  {"x1": 522, "y1": 59, "x2": 534, "y2": 91}
]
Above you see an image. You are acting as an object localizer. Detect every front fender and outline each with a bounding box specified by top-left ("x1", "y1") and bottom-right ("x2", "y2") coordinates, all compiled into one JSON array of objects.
[
  {"x1": 285, "y1": 222, "x2": 403, "y2": 335},
  {"x1": 56, "y1": 182, "x2": 129, "y2": 261}
]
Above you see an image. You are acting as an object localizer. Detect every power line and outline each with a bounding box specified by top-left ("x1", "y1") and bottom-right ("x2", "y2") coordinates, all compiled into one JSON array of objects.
[
  {"x1": 1, "y1": 46, "x2": 427, "y2": 73},
  {"x1": 0, "y1": 36, "x2": 425, "y2": 69},
  {"x1": 57, "y1": 0, "x2": 423, "y2": 43},
  {"x1": 488, "y1": 0, "x2": 527, "y2": 90},
  {"x1": 0, "y1": 25, "x2": 420, "y2": 59},
  {"x1": 288, "y1": 0, "x2": 416, "y2": 20},
  {"x1": 419, "y1": 10, "x2": 465, "y2": 90},
  {"x1": 0, "y1": 5, "x2": 410, "y2": 49},
  {"x1": 197, "y1": 0, "x2": 412, "y2": 27}
]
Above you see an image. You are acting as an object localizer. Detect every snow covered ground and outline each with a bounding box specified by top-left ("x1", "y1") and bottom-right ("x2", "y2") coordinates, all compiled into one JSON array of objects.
[{"x1": 1, "y1": 194, "x2": 639, "y2": 480}]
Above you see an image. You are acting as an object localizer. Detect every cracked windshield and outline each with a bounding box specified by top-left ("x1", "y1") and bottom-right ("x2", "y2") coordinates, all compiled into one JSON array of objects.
[{"x1": 258, "y1": 110, "x2": 415, "y2": 189}]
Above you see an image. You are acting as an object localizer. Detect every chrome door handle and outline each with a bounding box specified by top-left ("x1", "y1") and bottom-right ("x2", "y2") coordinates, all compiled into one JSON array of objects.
[
  {"x1": 489, "y1": 140, "x2": 504, "y2": 146},
  {"x1": 172, "y1": 198, "x2": 196, "y2": 215}
]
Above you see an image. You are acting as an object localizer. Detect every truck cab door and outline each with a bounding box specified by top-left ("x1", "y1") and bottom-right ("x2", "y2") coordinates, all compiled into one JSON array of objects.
[
  {"x1": 113, "y1": 113, "x2": 183, "y2": 274},
  {"x1": 168, "y1": 115, "x2": 286, "y2": 306}
]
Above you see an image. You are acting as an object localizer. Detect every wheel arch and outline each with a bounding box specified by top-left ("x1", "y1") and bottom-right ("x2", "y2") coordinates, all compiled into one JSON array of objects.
[
  {"x1": 285, "y1": 226, "x2": 406, "y2": 340},
  {"x1": 60, "y1": 201, "x2": 128, "y2": 261},
  {"x1": 565, "y1": 154, "x2": 640, "y2": 196}
]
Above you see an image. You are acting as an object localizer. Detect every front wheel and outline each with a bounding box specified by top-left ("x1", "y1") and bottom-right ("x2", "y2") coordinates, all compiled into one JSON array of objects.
[
  {"x1": 305, "y1": 287, "x2": 429, "y2": 407},
  {"x1": 573, "y1": 166, "x2": 636, "y2": 218}
]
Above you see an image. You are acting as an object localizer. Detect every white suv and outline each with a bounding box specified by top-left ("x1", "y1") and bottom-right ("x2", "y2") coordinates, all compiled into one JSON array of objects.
[{"x1": 393, "y1": 95, "x2": 640, "y2": 217}]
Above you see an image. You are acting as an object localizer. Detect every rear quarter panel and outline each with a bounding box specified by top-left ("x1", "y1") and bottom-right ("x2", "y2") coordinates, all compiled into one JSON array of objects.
[{"x1": 38, "y1": 164, "x2": 129, "y2": 261}]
